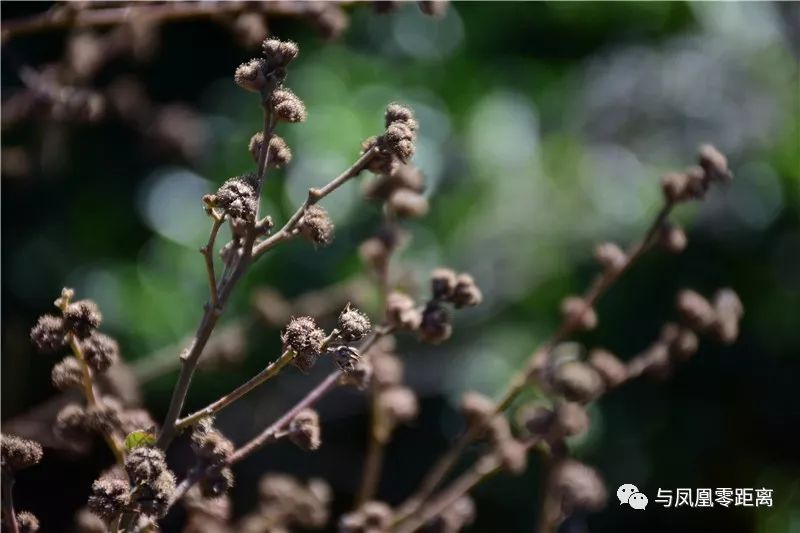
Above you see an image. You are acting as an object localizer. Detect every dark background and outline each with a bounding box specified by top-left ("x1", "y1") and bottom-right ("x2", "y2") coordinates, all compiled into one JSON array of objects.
[{"x1": 2, "y1": 2, "x2": 799, "y2": 532}]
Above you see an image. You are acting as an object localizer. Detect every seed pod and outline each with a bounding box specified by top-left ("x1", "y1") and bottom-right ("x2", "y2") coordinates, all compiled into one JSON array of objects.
[
  {"x1": 64, "y1": 300, "x2": 102, "y2": 339},
  {"x1": 52, "y1": 356, "x2": 83, "y2": 390},
  {"x1": 419, "y1": 301, "x2": 452, "y2": 344},
  {"x1": 1, "y1": 433, "x2": 43, "y2": 471},
  {"x1": 560, "y1": 296, "x2": 597, "y2": 331},
  {"x1": 451, "y1": 273, "x2": 483, "y2": 308},
  {"x1": 587, "y1": 349, "x2": 627, "y2": 389},
  {"x1": 30, "y1": 314, "x2": 67, "y2": 353},
  {"x1": 271, "y1": 88, "x2": 307, "y2": 123},
  {"x1": 594, "y1": 242, "x2": 627, "y2": 273},
  {"x1": 299, "y1": 205, "x2": 335, "y2": 246},
  {"x1": 234, "y1": 59, "x2": 267, "y2": 92},
  {"x1": 88, "y1": 477, "x2": 131, "y2": 521},
  {"x1": 431, "y1": 268, "x2": 458, "y2": 301},
  {"x1": 288, "y1": 408, "x2": 321, "y2": 451},
  {"x1": 338, "y1": 305, "x2": 371, "y2": 342},
  {"x1": 552, "y1": 362, "x2": 603, "y2": 404},
  {"x1": 676, "y1": 289, "x2": 716, "y2": 331},
  {"x1": 550, "y1": 459, "x2": 608, "y2": 513}
]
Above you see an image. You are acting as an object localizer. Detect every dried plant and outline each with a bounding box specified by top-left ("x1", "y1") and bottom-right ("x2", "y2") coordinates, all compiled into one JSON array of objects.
[{"x1": 2, "y1": 29, "x2": 745, "y2": 533}]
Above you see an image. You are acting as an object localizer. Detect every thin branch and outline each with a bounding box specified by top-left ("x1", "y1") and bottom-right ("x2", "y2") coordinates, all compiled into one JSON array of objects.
[
  {"x1": 396, "y1": 201, "x2": 675, "y2": 518},
  {"x1": 201, "y1": 214, "x2": 224, "y2": 309},
  {"x1": 69, "y1": 334, "x2": 125, "y2": 465},
  {"x1": 175, "y1": 349, "x2": 296, "y2": 431}
]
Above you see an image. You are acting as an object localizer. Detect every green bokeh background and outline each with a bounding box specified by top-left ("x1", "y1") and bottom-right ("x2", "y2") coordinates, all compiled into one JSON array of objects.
[{"x1": 2, "y1": 2, "x2": 799, "y2": 532}]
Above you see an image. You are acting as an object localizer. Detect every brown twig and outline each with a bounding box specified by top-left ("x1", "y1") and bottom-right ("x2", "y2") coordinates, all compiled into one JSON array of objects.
[
  {"x1": 200, "y1": 213, "x2": 224, "y2": 309},
  {"x1": 175, "y1": 349, "x2": 296, "y2": 431}
]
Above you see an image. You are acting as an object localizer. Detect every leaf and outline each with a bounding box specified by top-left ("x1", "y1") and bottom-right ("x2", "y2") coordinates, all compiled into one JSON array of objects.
[{"x1": 124, "y1": 430, "x2": 156, "y2": 451}]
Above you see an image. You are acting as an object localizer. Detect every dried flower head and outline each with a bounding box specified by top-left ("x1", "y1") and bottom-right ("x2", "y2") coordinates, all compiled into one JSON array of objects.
[
  {"x1": 30, "y1": 314, "x2": 67, "y2": 353},
  {"x1": 271, "y1": 88, "x2": 307, "y2": 123},
  {"x1": 372, "y1": 352, "x2": 403, "y2": 389},
  {"x1": 419, "y1": 301, "x2": 452, "y2": 344},
  {"x1": 385, "y1": 103, "x2": 415, "y2": 126},
  {"x1": 191, "y1": 419, "x2": 234, "y2": 467},
  {"x1": 262, "y1": 38, "x2": 299, "y2": 69},
  {"x1": 81, "y1": 332, "x2": 119, "y2": 373},
  {"x1": 383, "y1": 122, "x2": 416, "y2": 163},
  {"x1": 517, "y1": 404, "x2": 555, "y2": 437},
  {"x1": 594, "y1": 242, "x2": 627, "y2": 273},
  {"x1": 288, "y1": 408, "x2": 322, "y2": 451},
  {"x1": 299, "y1": 205, "x2": 335, "y2": 246},
  {"x1": 554, "y1": 401, "x2": 590, "y2": 438},
  {"x1": 698, "y1": 144, "x2": 732, "y2": 183},
  {"x1": 676, "y1": 289, "x2": 716, "y2": 331},
  {"x1": 136, "y1": 469, "x2": 176, "y2": 518},
  {"x1": 88, "y1": 477, "x2": 131, "y2": 521},
  {"x1": 86, "y1": 396, "x2": 124, "y2": 434},
  {"x1": 16, "y1": 511, "x2": 39, "y2": 533},
  {"x1": 552, "y1": 361, "x2": 603, "y2": 404},
  {"x1": 460, "y1": 391, "x2": 496, "y2": 430},
  {"x1": 125, "y1": 446, "x2": 168, "y2": 484},
  {"x1": 234, "y1": 58, "x2": 267, "y2": 93},
  {"x1": 550, "y1": 459, "x2": 608, "y2": 513},
  {"x1": 659, "y1": 223, "x2": 687, "y2": 253},
  {"x1": 52, "y1": 356, "x2": 83, "y2": 390},
  {"x1": 338, "y1": 305, "x2": 371, "y2": 342},
  {"x1": 64, "y1": 299, "x2": 102, "y2": 339},
  {"x1": 377, "y1": 386, "x2": 419, "y2": 431},
  {"x1": 339, "y1": 352, "x2": 373, "y2": 390},
  {"x1": 332, "y1": 345, "x2": 362, "y2": 374},
  {"x1": 386, "y1": 292, "x2": 423, "y2": 331},
  {"x1": 282, "y1": 316, "x2": 327, "y2": 371},
  {"x1": 431, "y1": 268, "x2": 458, "y2": 301},
  {"x1": 210, "y1": 175, "x2": 258, "y2": 222},
  {"x1": 55, "y1": 403, "x2": 90, "y2": 442},
  {"x1": 560, "y1": 296, "x2": 597, "y2": 331},
  {"x1": 1, "y1": 433, "x2": 43, "y2": 471},
  {"x1": 451, "y1": 273, "x2": 483, "y2": 308},
  {"x1": 340, "y1": 501, "x2": 393, "y2": 533},
  {"x1": 587, "y1": 349, "x2": 627, "y2": 389},
  {"x1": 359, "y1": 236, "x2": 392, "y2": 273},
  {"x1": 200, "y1": 467, "x2": 235, "y2": 498},
  {"x1": 711, "y1": 288, "x2": 744, "y2": 344},
  {"x1": 387, "y1": 188, "x2": 429, "y2": 218}
]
